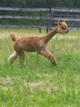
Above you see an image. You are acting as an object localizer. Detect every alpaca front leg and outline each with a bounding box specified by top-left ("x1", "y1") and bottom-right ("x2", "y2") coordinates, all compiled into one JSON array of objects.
[{"x1": 37, "y1": 49, "x2": 57, "y2": 65}]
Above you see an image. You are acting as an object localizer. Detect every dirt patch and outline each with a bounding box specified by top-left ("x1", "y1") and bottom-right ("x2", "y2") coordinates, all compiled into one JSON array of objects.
[
  {"x1": 0, "y1": 76, "x2": 13, "y2": 90},
  {"x1": 23, "y1": 81, "x2": 44, "y2": 92}
]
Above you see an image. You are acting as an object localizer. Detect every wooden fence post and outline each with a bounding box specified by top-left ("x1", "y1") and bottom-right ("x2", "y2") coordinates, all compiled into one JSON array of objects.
[
  {"x1": 46, "y1": 8, "x2": 52, "y2": 33},
  {"x1": 46, "y1": 14, "x2": 49, "y2": 33},
  {"x1": 39, "y1": 11, "x2": 42, "y2": 33},
  {"x1": 49, "y1": 8, "x2": 52, "y2": 31}
]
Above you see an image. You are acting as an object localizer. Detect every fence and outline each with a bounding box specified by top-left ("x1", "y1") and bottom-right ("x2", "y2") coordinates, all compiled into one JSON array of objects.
[
  {"x1": 51, "y1": 7, "x2": 80, "y2": 30},
  {"x1": 0, "y1": 7, "x2": 80, "y2": 32}
]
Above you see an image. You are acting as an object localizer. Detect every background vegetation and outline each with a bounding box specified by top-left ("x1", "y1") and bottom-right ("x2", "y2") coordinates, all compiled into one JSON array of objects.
[
  {"x1": 0, "y1": 0, "x2": 80, "y2": 8},
  {"x1": 0, "y1": 28, "x2": 80, "y2": 107},
  {"x1": 0, "y1": 0, "x2": 80, "y2": 27}
]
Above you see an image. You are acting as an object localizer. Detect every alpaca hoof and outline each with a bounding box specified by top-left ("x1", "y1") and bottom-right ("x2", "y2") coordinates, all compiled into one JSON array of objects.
[
  {"x1": 51, "y1": 62, "x2": 57, "y2": 66},
  {"x1": 54, "y1": 63, "x2": 57, "y2": 65}
]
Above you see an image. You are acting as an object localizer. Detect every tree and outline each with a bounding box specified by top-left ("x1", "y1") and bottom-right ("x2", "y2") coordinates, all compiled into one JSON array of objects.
[
  {"x1": 74, "y1": 0, "x2": 80, "y2": 7},
  {"x1": 0, "y1": 0, "x2": 80, "y2": 8},
  {"x1": 0, "y1": 0, "x2": 26, "y2": 7}
]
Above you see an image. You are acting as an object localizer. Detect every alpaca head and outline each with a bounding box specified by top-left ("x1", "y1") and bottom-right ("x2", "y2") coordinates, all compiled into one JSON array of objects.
[{"x1": 57, "y1": 21, "x2": 69, "y2": 34}]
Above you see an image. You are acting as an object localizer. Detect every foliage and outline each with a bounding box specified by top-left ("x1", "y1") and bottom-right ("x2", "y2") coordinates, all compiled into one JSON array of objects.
[{"x1": 0, "y1": 0, "x2": 80, "y2": 8}]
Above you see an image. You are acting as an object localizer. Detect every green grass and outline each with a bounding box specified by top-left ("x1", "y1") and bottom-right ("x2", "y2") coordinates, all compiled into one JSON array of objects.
[{"x1": 0, "y1": 29, "x2": 80, "y2": 107}]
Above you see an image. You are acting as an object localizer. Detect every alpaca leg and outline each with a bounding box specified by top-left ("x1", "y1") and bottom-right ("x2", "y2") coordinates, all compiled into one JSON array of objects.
[
  {"x1": 8, "y1": 51, "x2": 18, "y2": 64},
  {"x1": 37, "y1": 49, "x2": 57, "y2": 65},
  {"x1": 18, "y1": 51, "x2": 25, "y2": 66}
]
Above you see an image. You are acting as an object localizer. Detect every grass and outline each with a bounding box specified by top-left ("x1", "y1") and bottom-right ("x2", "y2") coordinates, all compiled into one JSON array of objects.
[{"x1": 0, "y1": 28, "x2": 80, "y2": 107}]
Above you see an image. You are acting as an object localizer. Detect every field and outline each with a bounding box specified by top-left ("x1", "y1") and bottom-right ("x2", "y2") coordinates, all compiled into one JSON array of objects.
[{"x1": 0, "y1": 28, "x2": 80, "y2": 107}]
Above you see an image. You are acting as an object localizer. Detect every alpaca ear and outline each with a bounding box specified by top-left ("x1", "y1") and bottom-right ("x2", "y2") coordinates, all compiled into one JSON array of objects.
[
  {"x1": 58, "y1": 21, "x2": 65, "y2": 26},
  {"x1": 58, "y1": 21, "x2": 62, "y2": 26}
]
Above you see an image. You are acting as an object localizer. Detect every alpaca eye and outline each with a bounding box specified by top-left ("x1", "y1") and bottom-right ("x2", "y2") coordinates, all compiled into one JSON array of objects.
[{"x1": 61, "y1": 27, "x2": 64, "y2": 30}]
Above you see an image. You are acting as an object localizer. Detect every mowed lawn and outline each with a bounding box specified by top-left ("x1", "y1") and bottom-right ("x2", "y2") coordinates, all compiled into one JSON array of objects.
[{"x1": 0, "y1": 28, "x2": 80, "y2": 107}]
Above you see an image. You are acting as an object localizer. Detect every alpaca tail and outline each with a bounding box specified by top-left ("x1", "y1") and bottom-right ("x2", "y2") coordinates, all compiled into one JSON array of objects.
[{"x1": 10, "y1": 33, "x2": 16, "y2": 42}]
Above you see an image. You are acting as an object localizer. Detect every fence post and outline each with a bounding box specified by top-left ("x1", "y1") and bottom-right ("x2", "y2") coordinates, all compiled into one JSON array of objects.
[
  {"x1": 49, "y1": 8, "x2": 52, "y2": 31},
  {"x1": 46, "y1": 13, "x2": 49, "y2": 33},
  {"x1": 39, "y1": 11, "x2": 42, "y2": 33}
]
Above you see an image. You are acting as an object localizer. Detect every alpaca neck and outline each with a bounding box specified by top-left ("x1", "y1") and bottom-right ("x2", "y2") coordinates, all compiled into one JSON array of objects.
[{"x1": 43, "y1": 26, "x2": 58, "y2": 43}]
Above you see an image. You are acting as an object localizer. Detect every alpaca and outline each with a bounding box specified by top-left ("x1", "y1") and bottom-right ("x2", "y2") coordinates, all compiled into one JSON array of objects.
[{"x1": 9, "y1": 21, "x2": 69, "y2": 66}]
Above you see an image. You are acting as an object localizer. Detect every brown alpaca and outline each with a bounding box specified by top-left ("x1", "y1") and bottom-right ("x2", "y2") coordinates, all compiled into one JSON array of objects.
[{"x1": 9, "y1": 21, "x2": 69, "y2": 66}]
